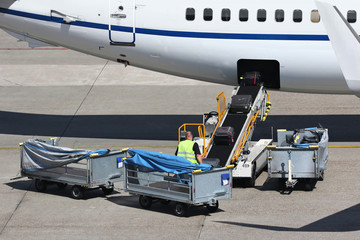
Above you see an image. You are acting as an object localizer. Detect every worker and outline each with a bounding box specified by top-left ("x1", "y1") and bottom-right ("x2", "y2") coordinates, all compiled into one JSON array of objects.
[{"x1": 175, "y1": 131, "x2": 203, "y2": 164}]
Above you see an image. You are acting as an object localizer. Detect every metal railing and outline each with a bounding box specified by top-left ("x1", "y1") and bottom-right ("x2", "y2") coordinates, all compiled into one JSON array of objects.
[{"x1": 231, "y1": 110, "x2": 260, "y2": 163}]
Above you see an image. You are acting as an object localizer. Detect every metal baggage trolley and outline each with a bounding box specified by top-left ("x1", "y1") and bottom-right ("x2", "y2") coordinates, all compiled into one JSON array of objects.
[
  {"x1": 267, "y1": 128, "x2": 329, "y2": 190},
  {"x1": 19, "y1": 139, "x2": 126, "y2": 199},
  {"x1": 122, "y1": 149, "x2": 233, "y2": 217}
]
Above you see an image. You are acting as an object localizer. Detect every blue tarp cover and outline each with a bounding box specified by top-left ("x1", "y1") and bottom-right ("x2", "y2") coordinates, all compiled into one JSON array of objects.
[{"x1": 124, "y1": 148, "x2": 212, "y2": 174}]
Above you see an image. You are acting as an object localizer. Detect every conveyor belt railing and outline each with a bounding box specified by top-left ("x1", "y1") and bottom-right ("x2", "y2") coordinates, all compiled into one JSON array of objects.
[
  {"x1": 201, "y1": 92, "x2": 228, "y2": 156},
  {"x1": 231, "y1": 110, "x2": 260, "y2": 163}
]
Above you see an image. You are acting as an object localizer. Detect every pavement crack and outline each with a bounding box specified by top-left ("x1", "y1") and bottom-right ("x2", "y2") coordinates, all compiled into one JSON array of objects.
[
  {"x1": 197, "y1": 215, "x2": 207, "y2": 239},
  {"x1": 0, "y1": 182, "x2": 32, "y2": 236},
  {"x1": 59, "y1": 61, "x2": 109, "y2": 140},
  {"x1": 1, "y1": 79, "x2": 23, "y2": 86}
]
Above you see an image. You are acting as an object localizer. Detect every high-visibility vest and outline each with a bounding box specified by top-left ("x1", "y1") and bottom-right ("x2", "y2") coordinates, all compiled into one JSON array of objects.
[{"x1": 177, "y1": 140, "x2": 198, "y2": 164}]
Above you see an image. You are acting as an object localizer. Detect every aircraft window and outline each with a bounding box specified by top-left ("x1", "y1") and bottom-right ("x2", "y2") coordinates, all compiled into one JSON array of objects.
[
  {"x1": 257, "y1": 9, "x2": 266, "y2": 22},
  {"x1": 222, "y1": 8, "x2": 231, "y2": 21},
  {"x1": 186, "y1": 8, "x2": 195, "y2": 21},
  {"x1": 311, "y1": 10, "x2": 320, "y2": 23},
  {"x1": 204, "y1": 8, "x2": 213, "y2": 21},
  {"x1": 348, "y1": 10, "x2": 357, "y2": 23},
  {"x1": 239, "y1": 9, "x2": 249, "y2": 22},
  {"x1": 293, "y1": 9, "x2": 302, "y2": 22},
  {"x1": 275, "y1": 9, "x2": 284, "y2": 22}
]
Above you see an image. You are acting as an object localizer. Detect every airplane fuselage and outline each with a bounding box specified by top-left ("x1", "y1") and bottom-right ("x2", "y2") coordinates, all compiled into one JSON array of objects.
[{"x1": 0, "y1": 0, "x2": 359, "y2": 94}]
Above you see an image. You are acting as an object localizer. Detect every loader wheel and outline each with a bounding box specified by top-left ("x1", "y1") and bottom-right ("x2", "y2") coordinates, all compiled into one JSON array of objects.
[
  {"x1": 71, "y1": 185, "x2": 84, "y2": 199},
  {"x1": 174, "y1": 203, "x2": 188, "y2": 217},
  {"x1": 139, "y1": 195, "x2": 152, "y2": 209},
  {"x1": 35, "y1": 179, "x2": 47, "y2": 192},
  {"x1": 207, "y1": 201, "x2": 219, "y2": 213}
]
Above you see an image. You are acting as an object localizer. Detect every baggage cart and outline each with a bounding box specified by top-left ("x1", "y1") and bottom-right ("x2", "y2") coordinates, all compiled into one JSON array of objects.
[
  {"x1": 19, "y1": 139, "x2": 125, "y2": 199},
  {"x1": 123, "y1": 149, "x2": 233, "y2": 217},
  {"x1": 267, "y1": 128, "x2": 329, "y2": 190}
]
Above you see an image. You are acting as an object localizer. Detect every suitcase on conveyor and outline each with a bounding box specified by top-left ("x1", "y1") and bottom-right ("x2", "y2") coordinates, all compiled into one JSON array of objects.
[
  {"x1": 214, "y1": 126, "x2": 235, "y2": 145},
  {"x1": 229, "y1": 95, "x2": 253, "y2": 113},
  {"x1": 240, "y1": 71, "x2": 261, "y2": 86}
]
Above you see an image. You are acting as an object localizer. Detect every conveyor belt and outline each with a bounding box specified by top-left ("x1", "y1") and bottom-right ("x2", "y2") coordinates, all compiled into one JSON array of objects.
[
  {"x1": 236, "y1": 85, "x2": 262, "y2": 99},
  {"x1": 206, "y1": 86, "x2": 262, "y2": 167},
  {"x1": 206, "y1": 114, "x2": 247, "y2": 167}
]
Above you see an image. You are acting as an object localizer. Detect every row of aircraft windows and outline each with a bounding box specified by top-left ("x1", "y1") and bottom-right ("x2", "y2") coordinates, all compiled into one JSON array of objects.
[{"x1": 185, "y1": 8, "x2": 357, "y2": 23}]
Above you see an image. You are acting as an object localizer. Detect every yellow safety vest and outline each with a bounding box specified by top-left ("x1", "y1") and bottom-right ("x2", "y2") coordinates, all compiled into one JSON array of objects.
[{"x1": 177, "y1": 140, "x2": 198, "y2": 164}]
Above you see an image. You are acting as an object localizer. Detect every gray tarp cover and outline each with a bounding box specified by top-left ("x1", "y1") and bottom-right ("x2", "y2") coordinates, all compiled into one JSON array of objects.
[
  {"x1": 294, "y1": 128, "x2": 329, "y2": 171},
  {"x1": 317, "y1": 129, "x2": 329, "y2": 171},
  {"x1": 21, "y1": 139, "x2": 91, "y2": 171}
]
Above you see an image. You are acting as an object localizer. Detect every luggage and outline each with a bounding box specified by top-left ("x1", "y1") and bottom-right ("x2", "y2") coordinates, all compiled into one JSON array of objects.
[
  {"x1": 214, "y1": 126, "x2": 235, "y2": 145},
  {"x1": 240, "y1": 71, "x2": 261, "y2": 86},
  {"x1": 202, "y1": 158, "x2": 220, "y2": 168},
  {"x1": 229, "y1": 95, "x2": 252, "y2": 113}
]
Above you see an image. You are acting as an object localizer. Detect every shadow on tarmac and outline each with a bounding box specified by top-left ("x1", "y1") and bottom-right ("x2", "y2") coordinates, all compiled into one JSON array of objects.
[
  {"x1": 5, "y1": 179, "x2": 116, "y2": 200},
  {"x1": 106, "y1": 195, "x2": 222, "y2": 217},
  {"x1": 5, "y1": 180, "x2": 222, "y2": 217},
  {"x1": 215, "y1": 203, "x2": 360, "y2": 232},
  {"x1": 253, "y1": 176, "x2": 320, "y2": 194},
  {"x1": 1, "y1": 110, "x2": 360, "y2": 141}
]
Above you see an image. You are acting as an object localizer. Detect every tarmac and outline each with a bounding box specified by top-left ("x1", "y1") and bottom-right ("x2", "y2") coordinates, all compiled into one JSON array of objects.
[{"x1": 0, "y1": 29, "x2": 360, "y2": 239}]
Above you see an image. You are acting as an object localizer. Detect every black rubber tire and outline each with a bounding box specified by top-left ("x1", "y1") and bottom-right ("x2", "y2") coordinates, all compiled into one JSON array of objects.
[
  {"x1": 304, "y1": 179, "x2": 313, "y2": 191},
  {"x1": 139, "y1": 195, "x2": 152, "y2": 209},
  {"x1": 207, "y1": 201, "x2": 219, "y2": 213},
  {"x1": 174, "y1": 203, "x2": 188, "y2": 217},
  {"x1": 57, "y1": 183, "x2": 67, "y2": 189},
  {"x1": 319, "y1": 171, "x2": 325, "y2": 181},
  {"x1": 35, "y1": 179, "x2": 47, "y2": 192},
  {"x1": 71, "y1": 185, "x2": 84, "y2": 199},
  {"x1": 101, "y1": 187, "x2": 114, "y2": 195}
]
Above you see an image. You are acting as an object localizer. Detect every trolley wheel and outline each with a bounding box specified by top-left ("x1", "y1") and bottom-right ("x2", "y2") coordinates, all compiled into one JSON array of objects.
[
  {"x1": 71, "y1": 185, "x2": 84, "y2": 199},
  {"x1": 174, "y1": 203, "x2": 188, "y2": 217},
  {"x1": 319, "y1": 171, "x2": 325, "y2": 181},
  {"x1": 57, "y1": 183, "x2": 67, "y2": 189},
  {"x1": 304, "y1": 179, "x2": 313, "y2": 192},
  {"x1": 35, "y1": 179, "x2": 47, "y2": 192},
  {"x1": 139, "y1": 195, "x2": 152, "y2": 209},
  {"x1": 101, "y1": 187, "x2": 114, "y2": 195},
  {"x1": 207, "y1": 201, "x2": 219, "y2": 213}
]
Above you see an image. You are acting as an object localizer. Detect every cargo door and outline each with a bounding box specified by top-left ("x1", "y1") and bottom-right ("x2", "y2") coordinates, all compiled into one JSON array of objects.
[{"x1": 109, "y1": 0, "x2": 135, "y2": 46}]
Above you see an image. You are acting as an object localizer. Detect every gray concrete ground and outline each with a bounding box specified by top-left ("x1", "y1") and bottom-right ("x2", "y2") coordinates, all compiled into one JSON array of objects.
[{"x1": 1, "y1": 29, "x2": 360, "y2": 240}]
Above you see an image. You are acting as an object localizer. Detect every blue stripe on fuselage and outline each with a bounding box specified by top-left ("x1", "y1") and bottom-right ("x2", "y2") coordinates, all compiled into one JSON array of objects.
[{"x1": 0, "y1": 7, "x2": 330, "y2": 41}]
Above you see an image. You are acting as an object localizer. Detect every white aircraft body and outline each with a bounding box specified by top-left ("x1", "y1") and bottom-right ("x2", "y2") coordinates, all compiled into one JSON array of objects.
[{"x1": 0, "y1": 0, "x2": 360, "y2": 96}]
